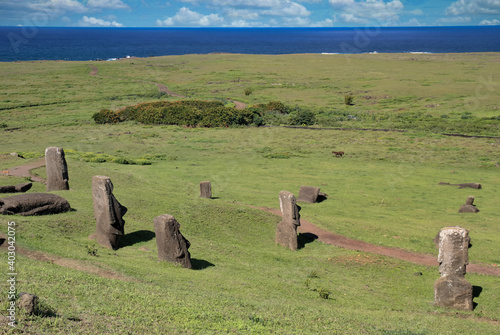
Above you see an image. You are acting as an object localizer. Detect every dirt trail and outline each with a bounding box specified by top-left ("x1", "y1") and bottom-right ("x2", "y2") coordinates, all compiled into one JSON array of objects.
[
  {"x1": 255, "y1": 206, "x2": 500, "y2": 276},
  {"x1": 88, "y1": 65, "x2": 246, "y2": 108},
  {"x1": 6, "y1": 158, "x2": 46, "y2": 183}
]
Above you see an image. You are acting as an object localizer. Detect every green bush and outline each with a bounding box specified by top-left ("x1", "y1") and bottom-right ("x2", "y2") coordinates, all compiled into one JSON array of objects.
[
  {"x1": 92, "y1": 109, "x2": 121, "y2": 124},
  {"x1": 344, "y1": 95, "x2": 354, "y2": 106},
  {"x1": 244, "y1": 88, "x2": 253, "y2": 96},
  {"x1": 288, "y1": 109, "x2": 316, "y2": 126}
]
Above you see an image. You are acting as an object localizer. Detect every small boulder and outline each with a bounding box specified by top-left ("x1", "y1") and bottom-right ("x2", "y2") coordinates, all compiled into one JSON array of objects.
[{"x1": 17, "y1": 293, "x2": 38, "y2": 315}]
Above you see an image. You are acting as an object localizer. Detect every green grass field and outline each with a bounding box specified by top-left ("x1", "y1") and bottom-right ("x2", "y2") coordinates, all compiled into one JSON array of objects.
[{"x1": 0, "y1": 53, "x2": 499, "y2": 334}]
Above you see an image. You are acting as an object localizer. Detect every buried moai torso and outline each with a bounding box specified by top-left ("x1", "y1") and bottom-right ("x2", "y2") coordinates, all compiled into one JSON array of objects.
[
  {"x1": 154, "y1": 214, "x2": 192, "y2": 269},
  {"x1": 45, "y1": 147, "x2": 69, "y2": 191},
  {"x1": 275, "y1": 191, "x2": 301, "y2": 251},
  {"x1": 434, "y1": 226, "x2": 473, "y2": 311},
  {"x1": 90, "y1": 176, "x2": 127, "y2": 250}
]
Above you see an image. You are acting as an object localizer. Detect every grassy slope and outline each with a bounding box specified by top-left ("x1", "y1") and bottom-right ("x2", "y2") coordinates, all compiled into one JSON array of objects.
[{"x1": 0, "y1": 54, "x2": 499, "y2": 334}]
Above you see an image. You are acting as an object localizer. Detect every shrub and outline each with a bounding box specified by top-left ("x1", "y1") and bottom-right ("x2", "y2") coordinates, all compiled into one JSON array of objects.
[
  {"x1": 92, "y1": 109, "x2": 121, "y2": 124},
  {"x1": 244, "y1": 88, "x2": 253, "y2": 96},
  {"x1": 288, "y1": 109, "x2": 316, "y2": 126},
  {"x1": 344, "y1": 95, "x2": 354, "y2": 105}
]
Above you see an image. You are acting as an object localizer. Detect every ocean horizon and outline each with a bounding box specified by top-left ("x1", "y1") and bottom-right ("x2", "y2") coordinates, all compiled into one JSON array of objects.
[{"x1": 1, "y1": 26, "x2": 500, "y2": 62}]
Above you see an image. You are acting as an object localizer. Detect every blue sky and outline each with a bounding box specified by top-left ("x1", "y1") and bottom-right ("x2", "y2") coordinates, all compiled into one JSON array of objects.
[{"x1": 1, "y1": 0, "x2": 499, "y2": 27}]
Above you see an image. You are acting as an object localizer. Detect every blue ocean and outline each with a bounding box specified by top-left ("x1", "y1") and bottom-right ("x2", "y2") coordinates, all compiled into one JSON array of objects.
[{"x1": 1, "y1": 26, "x2": 500, "y2": 62}]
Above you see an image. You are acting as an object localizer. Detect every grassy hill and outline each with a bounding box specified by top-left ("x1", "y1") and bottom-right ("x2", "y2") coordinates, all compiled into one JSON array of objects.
[{"x1": 0, "y1": 53, "x2": 499, "y2": 334}]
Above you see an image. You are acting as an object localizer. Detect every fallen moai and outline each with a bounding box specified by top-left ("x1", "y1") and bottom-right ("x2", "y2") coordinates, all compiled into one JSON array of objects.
[
  {"x1": 276, "y1": 191, "x2": 301, "y2": 251},
  {"x1": 458, "y1": 196, "x2": 479, "y2": 213},
  {"x1": 297, "y1": 186, "x2": 320, "y2": 203},
  {"x1": 0, "y1": 193, "x2": 71, "y2": 216},
  {"x1": 438, "y1": 182, "x2": 482, "y2": 189},
  {"x1": 434, "y1": 227, "x2": 473, "y2": 311},
  {"x1": 89, "y1": 176, "x2": 127, "y2": 250},
  {"x1": 154, "y1": 214, "x2": 192, "y2": 269},
  {"x1": 200, "y1": 181, "x2": 212, "y2": 199},
  {"x1": 0, "y1": 182, "x2": 32, "y2": 193},
  {"x1": 45, "y1": 147, "x2": 69, "y2": 191}
]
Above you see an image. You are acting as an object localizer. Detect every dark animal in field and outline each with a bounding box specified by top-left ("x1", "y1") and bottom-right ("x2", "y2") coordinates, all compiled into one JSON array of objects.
[{"x1": 332, "y1": 151, "x2": 344, "y2": 157}]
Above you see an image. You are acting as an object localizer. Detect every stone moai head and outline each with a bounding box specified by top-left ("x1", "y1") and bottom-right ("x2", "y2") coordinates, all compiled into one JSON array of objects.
[
  {"x1": 279, "y1": 191, "x2": 300, "y2": 226},
  {"x1": 276, "y1": 191, "x2": 301, "y2": 251},
  {"x1": 154, "y1": 214, "x2": 192, "y2": 269},
  {"x1": 90, "y1": 176, "x2": 127, "y2": 250},
  {"x1": 45, "y1": 147, "x2": 69, "y2": 191},
  {"x1": 437, "y1": 227, "x2": 470, "y2": 277},
  {"x1": 200, "y1": 181, "x2": 212, "y2": 199}
]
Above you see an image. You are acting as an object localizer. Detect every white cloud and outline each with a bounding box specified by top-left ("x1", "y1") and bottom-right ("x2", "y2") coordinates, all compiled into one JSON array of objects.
[
  {"x1": 408, "y1": 9, "x2": 423, "y2": 15},
  {"x1": 87, "y1": 0, "x2": 130, "y2": 10},
  {"x1": 79, "y1": 15, "x2": 124, "y2": 26},
  {"x1": 157, "y1": 7, "x2": 224, "y2": 26},
  {"x1": 479, "y1": 18, "x2": 500, "y2": 24},
  {"x1": 29, "y1": 0, "x2": 88, "y2": 14},
  {"x1": 446, "y1": 0, "x2": 500, "y2": 15},
  {"x1": 261, "y1": 2, "x2": 311, "y2": 17},
  {"x1": 437, "y1": 16, "x2": 472, "y2": 23},
  {"x1": 329, "y1": 0, "x2": 404, "y2": 25},
  {"x1": 225, "y1": 9, "x2": 260, "y2": 20}
]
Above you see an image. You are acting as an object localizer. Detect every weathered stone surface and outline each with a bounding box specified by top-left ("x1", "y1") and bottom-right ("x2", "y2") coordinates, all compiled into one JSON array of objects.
[
  {"x1": 434, "y1": 227, "x2": 473, "y2": 311},
  {"x1": 0, "y1": 182, "x2": 32, "y2": 193},
  {"x1": 154, "y1": 214, "x2": 192, "y2": 269},
  {"x1": 90, "y1": 176, "x2": 127, "y2": 250},
  {"x1": 45, "y1": 147, "x2": 69, "y2": 191},
  {"x1": 297, "y1": 186, "x2": 320, "y2": 203},
  {"x1": 276, "y1": 191, "x2": 301, "y2": 251},
  {"x1": 0, "y1": 193, "x2": 71, "y2": 216},
  {"x1": 434, "y1": 276, "x2": 473, "y2": 311},
  {"x1": 200, "y1": 181, "x2": 212, "y2": 199},
  {"x1": 17, "y1": 293, "x2": 38, "y2": 315},
  {"x1": 458, "y1": 196, "x2": 479, "y2": 213}
]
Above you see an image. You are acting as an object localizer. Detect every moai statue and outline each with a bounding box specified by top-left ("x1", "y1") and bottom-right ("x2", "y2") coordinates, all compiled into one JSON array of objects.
[
  {"x1": 154, "y1": 214, "x2": 192, "y2": 269},
  {"x1": 276, "y1": 191, "x2": 301, "y2": 251},
  {"x1": 458, "y1": 196, "x2": 479, "y2": 213},
  {"x1": 434, "y1": 227, "x2": 473, "y2": 311},
  {"x1": 45, "y1": 147, "x2": 69, "y2": 191},
  {"x1": 200, "y1": 181, "x2": 212, "y2": 199},
  {"x1": 297, "y1": 186, "x2": 320, "y2": 203},
  {"x1": 90, "y1": 176, "x2": 127, "y2": 250}
]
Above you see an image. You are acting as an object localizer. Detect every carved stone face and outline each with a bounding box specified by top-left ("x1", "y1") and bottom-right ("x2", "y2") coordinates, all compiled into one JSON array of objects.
[{"x1": 437, "y1": 227, "x2": 470, "y2": 277}]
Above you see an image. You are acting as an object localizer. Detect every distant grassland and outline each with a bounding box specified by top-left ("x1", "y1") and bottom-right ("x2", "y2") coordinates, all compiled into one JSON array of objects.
[
  {"x1": 1, "y1": 53, "x2": 499, "y2": 134},
  {"x1": 0, "y1": 54, "x2": 500, "y2": 334}
]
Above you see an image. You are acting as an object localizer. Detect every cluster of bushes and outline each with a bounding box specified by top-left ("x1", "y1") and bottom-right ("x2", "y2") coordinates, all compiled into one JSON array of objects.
[
  {"x1": 92, "y1": 100, "x2": 301, "y2": 127},
  {"x1": 64, "y1": 149, "x2": 167, "y2": 165}
]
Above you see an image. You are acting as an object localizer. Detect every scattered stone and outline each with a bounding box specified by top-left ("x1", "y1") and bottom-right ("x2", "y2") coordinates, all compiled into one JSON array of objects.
[
  {"x1": 297, "y1": 186, "x2": 320, "y2": 203},
  {"x1": 17, "y1": 293, "x2": 38, "y2": 315},
  {"x1": 89, "y1": 176, "x2": 127, "y2": 250},
  {"x1": 200, "y1": 181, "x2": 212, "y2": 198},
  {"x1": 0, "y1": 193, "x2": 71, "y2": 216},
  {"x1": 434, "y1": 227, "x2": 473, "y2": 311},
  {"x1": 45, "y1": 147, "x2": 69, "y2": 191},
  {"x1": 10, "y1": 152, "x2": 24, "y2": 158},
  {"x1": 276, "y1": 191, "x2": 301, "y2": 251},
  {"x1": 458, "y1": 196, "x2": 479, "y2": 213},
  {"x1": 0, "y1": 182, "x2": 32, "y2": 193},
  {"x1": 154, "y1": 214, "x2": 192, "y2": 269}
]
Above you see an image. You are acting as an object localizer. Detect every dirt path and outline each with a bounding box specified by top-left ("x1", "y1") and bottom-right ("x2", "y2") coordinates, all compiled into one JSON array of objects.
[
  {"x1": 254, "y1": 206, "x2": 500, "y2": 276},
  {"x1": 89, "y1": 65, "x2": 247, "y2": 107},
  {"x1": 6, "y1": 158, "x2": 46, "y2": 183}
]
